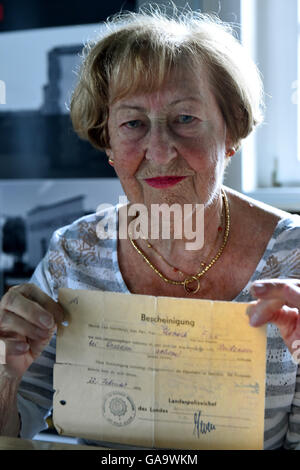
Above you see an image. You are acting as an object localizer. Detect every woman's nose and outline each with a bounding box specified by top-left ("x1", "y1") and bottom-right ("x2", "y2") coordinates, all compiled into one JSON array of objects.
[{"x1": 144, "y1": 124, "x2": 178, "y2": 164}]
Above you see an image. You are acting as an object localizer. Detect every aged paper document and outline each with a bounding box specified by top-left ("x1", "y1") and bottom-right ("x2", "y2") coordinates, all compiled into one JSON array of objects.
[{"x1": 53, "y1": 289, "x2": 267, "y2": 450}]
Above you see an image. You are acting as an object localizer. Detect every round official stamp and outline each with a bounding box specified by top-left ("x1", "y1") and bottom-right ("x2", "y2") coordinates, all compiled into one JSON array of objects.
[{"x1": 103, "y1": 391, "x2": 136, "y2": 427}]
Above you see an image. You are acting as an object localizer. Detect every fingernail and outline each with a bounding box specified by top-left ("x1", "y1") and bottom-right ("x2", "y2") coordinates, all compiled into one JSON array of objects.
[
  {"x1": 249, "y1": 313, "x2": 259, "y2": 326},
  {"x1": 252, "y1": 283, "x2": 267, "y2": 294},
  {"x1": 16, "y1": 342, "x2": 29, "y2": 352}
]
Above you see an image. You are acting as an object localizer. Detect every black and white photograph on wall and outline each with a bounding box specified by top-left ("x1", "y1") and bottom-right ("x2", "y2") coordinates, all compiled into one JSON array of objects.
[
  {"x1": 0, "y1": 0, "x2": 134, "y2": 297},
  {"x1": 0, "y1": 0, "x2": 135, "y2": 179}
]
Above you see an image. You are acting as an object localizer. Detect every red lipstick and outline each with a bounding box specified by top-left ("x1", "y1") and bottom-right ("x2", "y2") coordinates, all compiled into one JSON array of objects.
[{"x1": 144, "y1": 176, "x2": 187, "y2": 188}]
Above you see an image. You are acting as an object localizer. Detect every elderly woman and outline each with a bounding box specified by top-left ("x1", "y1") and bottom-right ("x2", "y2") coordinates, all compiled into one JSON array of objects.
[{"x1": 0, "y1": 9, "x2": 300, "y2": 450}]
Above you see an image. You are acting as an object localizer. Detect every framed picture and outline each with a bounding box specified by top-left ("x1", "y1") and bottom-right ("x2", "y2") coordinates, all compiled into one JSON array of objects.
[
  {"x1": 0, "y1": 1, "x2": 134, "y2": 295},
  {"x1": 0, "y1": 0, "x2": 136, "y2": 178}
]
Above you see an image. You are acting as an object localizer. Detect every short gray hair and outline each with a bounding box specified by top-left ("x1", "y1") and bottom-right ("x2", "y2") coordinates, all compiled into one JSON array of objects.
[{"x1": 70, "y1": 6, "x2": 264, "y2": 151}]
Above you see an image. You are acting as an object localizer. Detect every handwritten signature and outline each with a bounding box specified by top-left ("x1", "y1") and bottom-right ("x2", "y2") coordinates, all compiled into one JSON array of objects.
[
  {"x1": 218, "y1": 343, "x2": 253, "y2": 353},
  {"x1": 193, "y1": 411, "x2": 216, "y2": 438},
  {"x1": 155, "y1": 348, "x2": 181, "y2": 358},
  {"x1": 106, "y1": 341, "x2": 132, "y2": 352},
  {"x1": 161, "y1": 325, "x2": 188, "y2": 338}
]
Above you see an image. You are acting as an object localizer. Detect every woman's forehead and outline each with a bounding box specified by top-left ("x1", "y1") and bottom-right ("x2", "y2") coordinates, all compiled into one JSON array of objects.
[{"x1": 109, "y1": 64, "x2": 214, "y2": 109}]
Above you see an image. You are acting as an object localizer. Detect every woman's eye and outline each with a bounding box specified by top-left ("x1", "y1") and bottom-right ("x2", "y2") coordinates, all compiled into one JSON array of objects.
[
  {"x1": 124, "y1": 120, "x2": 142, "y2": 129},
  {"x1": 177, "y1": 115, "x2": 195, "y2": 124}
]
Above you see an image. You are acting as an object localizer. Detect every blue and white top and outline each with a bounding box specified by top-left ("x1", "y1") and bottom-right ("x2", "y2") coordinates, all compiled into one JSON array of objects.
[{"x1": 17, "y1": 205, "x2": 300, "y2": 450}]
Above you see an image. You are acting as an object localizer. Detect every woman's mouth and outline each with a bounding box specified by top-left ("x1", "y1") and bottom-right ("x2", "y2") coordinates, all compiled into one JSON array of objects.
[{"x1": 144, "y1": 176, "x2": 187, "y2": 188}]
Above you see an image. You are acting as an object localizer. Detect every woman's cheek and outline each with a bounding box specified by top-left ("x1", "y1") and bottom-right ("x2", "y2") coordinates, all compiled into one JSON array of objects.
[
  {"x1": 178, "y1": 137, "x2": 212, "y2": 168},
  {"x1": 114, "y1": 145, "x2": 144, "y2": 177}
]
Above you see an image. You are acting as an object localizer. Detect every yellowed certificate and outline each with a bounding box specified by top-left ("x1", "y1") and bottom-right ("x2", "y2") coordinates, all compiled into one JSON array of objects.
[{"x1": 53, "y1": 289, "x2": 267, "y2": 450}]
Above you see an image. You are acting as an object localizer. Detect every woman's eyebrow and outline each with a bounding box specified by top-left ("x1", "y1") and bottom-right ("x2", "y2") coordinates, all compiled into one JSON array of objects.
[
  {"x1": 169, "y1": 96, "x2": 203, "y2": 106},
  {"x1": 115, "y1": 105, "x2": 146, "y2": 112},
  {"x1": 114, "y1": 96, "x2": 203, "y2": 113}
]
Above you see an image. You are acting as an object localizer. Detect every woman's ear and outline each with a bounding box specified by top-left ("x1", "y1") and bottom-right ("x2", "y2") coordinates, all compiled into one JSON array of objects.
[
  {"x1": 105, "y1": 149, "x2": 115, "y2": 166},
  {"x1": 226, "y1": 148, "x2": 236, "y2": 157},
  {"x1": 225, "y1": 132, "x2": 236, "y2": 157}
]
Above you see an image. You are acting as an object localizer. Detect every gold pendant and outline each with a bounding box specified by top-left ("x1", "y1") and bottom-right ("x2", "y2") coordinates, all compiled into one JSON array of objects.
[{"x1": 183, "y1": 276, "x2": 200, "y2": 295}]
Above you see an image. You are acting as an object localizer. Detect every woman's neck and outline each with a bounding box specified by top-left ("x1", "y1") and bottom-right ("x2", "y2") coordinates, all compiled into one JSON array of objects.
[{"x1": 126, "y1": 189, "x2": 225, "y2": 276}]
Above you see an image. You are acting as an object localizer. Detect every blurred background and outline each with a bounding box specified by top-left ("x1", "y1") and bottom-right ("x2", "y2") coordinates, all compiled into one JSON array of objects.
[{"x1": 0, "y1": 0, "x2": 300, "y2": 297}]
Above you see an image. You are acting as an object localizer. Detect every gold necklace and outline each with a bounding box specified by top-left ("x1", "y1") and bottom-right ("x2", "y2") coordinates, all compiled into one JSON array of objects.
[
  {"x1": 146, "y1": 240, "x2": 206, "y2": 277},
  {"x1": 146, "y1": 209, "x2": 224, "y2": 276},
  {"x1": 129, "y1": 188, "x2": 230, "y2": 295}
]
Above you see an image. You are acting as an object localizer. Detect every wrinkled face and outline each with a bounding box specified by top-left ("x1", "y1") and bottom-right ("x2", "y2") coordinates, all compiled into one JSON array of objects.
[{"x1": 106, "y1": 64, "x2": 232, "y2": 209}]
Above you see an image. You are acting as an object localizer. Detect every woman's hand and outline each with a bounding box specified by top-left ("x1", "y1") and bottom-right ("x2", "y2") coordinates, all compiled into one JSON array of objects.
[
  {"x1": 247, "y1": 279, "x2": 300, "y2": 361},
  {"x1": 0, "y1": 283, "x2": 64, "y2": 379}
]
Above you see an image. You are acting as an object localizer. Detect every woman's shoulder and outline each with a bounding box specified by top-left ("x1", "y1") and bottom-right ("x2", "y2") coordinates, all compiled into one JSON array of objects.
[
  {"x1": 44, "y1": 205, "x2": 120, "y2": 267},
  {"x1": 51, "y1": 204, "x2": 119, "y2": 244},
  {"x1": 225, "y1": 187, "x2": 300, "y2": 288},
  {"x1": 34, "y1": 205, "x2": 122, "y2": 299},
  {"x1": 228, "y1": 185, "x2": 300, "y2": 258},
  {"x1": 225, "y1": 186, "x2": 300, "y2": 233}
]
